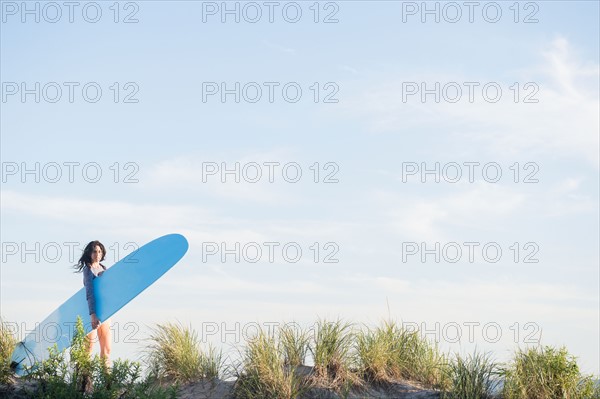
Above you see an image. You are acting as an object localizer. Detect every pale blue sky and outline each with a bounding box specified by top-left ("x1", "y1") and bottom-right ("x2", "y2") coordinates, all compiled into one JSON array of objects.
[{"x1": 1, "y1": 1, "x2": 599, "y2": 374}]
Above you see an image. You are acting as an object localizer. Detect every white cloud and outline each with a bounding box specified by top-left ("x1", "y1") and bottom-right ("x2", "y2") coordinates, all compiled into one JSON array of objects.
[
  {"x1": 367, "y1": 172, "x2": 597, "y2": 246},
  {"x1": 344, "y1": 37, "x2": 600, "y2": 167},
  {"x1": 339, "y1": 64, "x2": 359, "y2": 74},
  {"x1": 0, "y1": 189, "x2": 355, "y2": 247},
  {"x1": 0, "y1": 189, "x2": 216, "y2": 238},
  {"x1": 541, "y1": 37, "x2": 599, "y2": 101},
  {"x1": 262, "y1": 40, "x2": 296, "y2": 55},
  {"x1": 163, "y1": 273, "x2": 325, "y2": 296},
  {"x1": 143, "y1": 150, "x2": 306, "y2": 204},
  {"x1": 371, "y1": 182, "x2": 528, "y2": 242},
  {"x1": 366, "y1": 275, "x2": 597, "y2": 307},
  {"x1": 338, "y1": 274, "x2": 599, "y2": 350}
]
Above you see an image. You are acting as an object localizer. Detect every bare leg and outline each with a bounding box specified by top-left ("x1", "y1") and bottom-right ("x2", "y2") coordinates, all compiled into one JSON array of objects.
[
  {"x1": 97, "y1": 318, "x2": 112, "y2": 369},
  {"x1": 86, "y1": 329, "x2": 97, "y2": 356}
]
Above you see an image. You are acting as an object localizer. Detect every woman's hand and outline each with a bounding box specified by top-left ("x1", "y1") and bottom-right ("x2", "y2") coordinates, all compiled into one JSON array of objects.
[{"x1": 91, "y1": 313, "x2": 101, "y2": 329}]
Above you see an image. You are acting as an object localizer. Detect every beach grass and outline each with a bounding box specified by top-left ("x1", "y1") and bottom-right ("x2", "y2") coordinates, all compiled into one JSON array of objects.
[
  {"x1": 144, "y1": 322, "x2": 222, "y2": 384},
  {"x1": 2, "y1": 315, "x2": 599, "y2": 399},
  {"x1": 356, "y1": 321, "x2": 403, "y2": 384},
  {"x1": 233, "y1": 327, "x2": 304, "y2": 399},
  {"x1": 501, "y1": 345, "x2": 598, "y2": 399},
  {"x1": 443, "y1": 350, "x2": 499, "y2": 399},
  {"x1": 0, "y1": 318, "x2": 17, "y2": 384},
  {"x1": 309, "y1": 318, "x2": 362, "y2": 392},
  {"x1": 279, "y1": 323, "x2": 310, "y2": 368},
  {"x1": 370, "y1": 320, "x2": 450, "y2": 389}
]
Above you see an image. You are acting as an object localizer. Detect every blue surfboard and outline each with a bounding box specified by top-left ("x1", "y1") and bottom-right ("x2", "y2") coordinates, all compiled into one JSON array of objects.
[{"x1": 10, "y1": 233, "x2": 189, "y2": 376}]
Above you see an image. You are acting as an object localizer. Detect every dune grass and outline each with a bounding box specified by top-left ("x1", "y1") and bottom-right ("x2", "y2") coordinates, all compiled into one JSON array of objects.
[
  {"x1": 144, "y1": 322, "x2": 222, "y2": 384},
  {"x1": 279, "y1": 324, "x2": 310, "y2": 368},
  {"x1": 233, "y1": 328, "x2": 304, "y2": 399},
  {"x1": 398, "y1": 330, "x2": 449, "y2": 389},
  {"x1": 443, "y1": 350, "x2": 499, "y2": 399},
  {"x1": 309, "y1": 319, "x2": 362, "y2": 392},
  {"x1": 2, "y1": 315, "x2": 599, "y2": 399},
  {"x1": 356, "y1": 321, "x2": 403, "y2": 384},
  {"x1": 502, "y1": 345, "x2": 598, "y2": 399},
  {"x1": 356, "y1": 320, "x2": 450, "y2": 389},
  {"x1": 0, "y1": 318, "x2": 17, "y2": 384}
]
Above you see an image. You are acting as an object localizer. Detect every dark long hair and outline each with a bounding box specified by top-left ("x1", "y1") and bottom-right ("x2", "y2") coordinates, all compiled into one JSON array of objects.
[{"x1": 74, "y1": 240, "x2": 106, "y2": 272}]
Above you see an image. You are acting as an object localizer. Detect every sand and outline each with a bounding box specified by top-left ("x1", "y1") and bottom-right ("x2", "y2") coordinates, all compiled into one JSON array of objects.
[
  {"x1": 174, "y1": 378, "x2": 441, "y2": 399},
  {"x1": 1, "y1": 370, "x2": 442, "y2": 398}
]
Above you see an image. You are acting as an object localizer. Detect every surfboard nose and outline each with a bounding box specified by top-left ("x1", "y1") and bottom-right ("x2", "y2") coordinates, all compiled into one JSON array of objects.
[{"x1": 164, "y1": 233, "x2": 189, "y2": 254}]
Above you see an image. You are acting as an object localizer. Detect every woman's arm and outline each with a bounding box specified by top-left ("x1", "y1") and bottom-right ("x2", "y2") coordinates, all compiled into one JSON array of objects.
[{"x1": 82, "y1": 265, "x2": 97, "y2": 316}]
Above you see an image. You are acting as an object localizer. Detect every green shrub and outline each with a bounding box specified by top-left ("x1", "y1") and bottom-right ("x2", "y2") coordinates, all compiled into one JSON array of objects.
[{"x1": 25, "y1": 316, "x2": 177, "y2": 399}]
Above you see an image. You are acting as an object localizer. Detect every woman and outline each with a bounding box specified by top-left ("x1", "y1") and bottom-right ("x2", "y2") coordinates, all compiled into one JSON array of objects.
[{"x1": 74, "y1": 240, "x2": 111, "y2": 367}]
